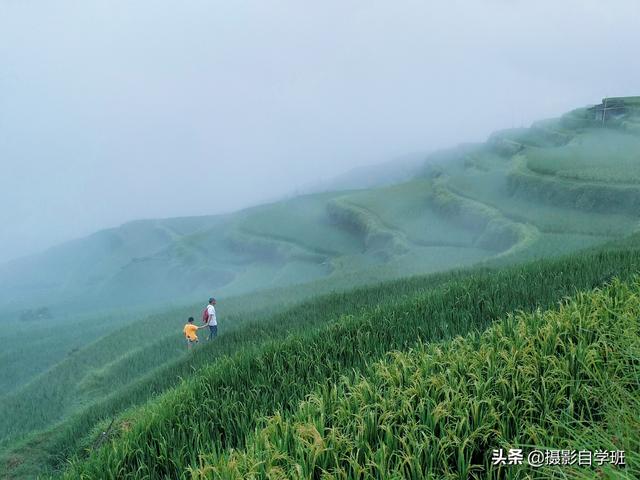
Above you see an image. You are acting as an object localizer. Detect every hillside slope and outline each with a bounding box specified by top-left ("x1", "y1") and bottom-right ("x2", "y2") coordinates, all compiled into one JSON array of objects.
[
  {"x1": 197, "y1": 278, "x2": 640, "y2": 479},
  {"x1": 56, "y1": 235, "x2": 640, "y2": 480},
  {"x1": 2, "y1": 97, "x2": 640, "y2": 479},
  {"x1": 1, "y1": 97, "x2": 639, "y2": 315}
]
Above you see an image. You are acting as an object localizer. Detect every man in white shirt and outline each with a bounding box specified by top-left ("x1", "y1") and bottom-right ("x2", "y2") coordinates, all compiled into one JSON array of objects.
[{"x1": 206, "y1": 297, "x2": 217, "y2": 340}]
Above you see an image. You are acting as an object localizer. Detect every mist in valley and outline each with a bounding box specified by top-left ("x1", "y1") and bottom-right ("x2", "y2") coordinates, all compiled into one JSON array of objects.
[
  {"x1": 1, "y1": 0, "x2": 639, "y2": 264},
  {"x1": 3, "y1": 4, "x2": 640, "y2": 479}
]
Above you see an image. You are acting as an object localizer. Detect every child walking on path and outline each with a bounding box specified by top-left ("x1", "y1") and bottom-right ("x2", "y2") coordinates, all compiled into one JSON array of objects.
[{"x1": 183, "y1": 316, "x2": 206, "y2": 350}]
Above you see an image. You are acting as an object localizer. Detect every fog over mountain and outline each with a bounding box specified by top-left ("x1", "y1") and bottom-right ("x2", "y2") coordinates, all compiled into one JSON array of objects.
[{"x1": 1, "y1": 0, "x2": 639, "y2": 263}]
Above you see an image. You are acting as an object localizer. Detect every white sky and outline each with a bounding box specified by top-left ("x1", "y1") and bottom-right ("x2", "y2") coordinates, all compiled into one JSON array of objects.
[{"x1": 1, "y1": 0, "x2": 639, "y2": 263}]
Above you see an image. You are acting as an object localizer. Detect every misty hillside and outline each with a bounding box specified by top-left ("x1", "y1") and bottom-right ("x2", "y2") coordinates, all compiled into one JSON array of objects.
[
  {"x1": 2, "y1": 97, "x2": 640, "y2": 479},
  {"x1": 2, "y1": 97, "x2": 639, "y2": 315},
  {"x1": 4, "y1": 2, "x2": 640, "y2": 478}
]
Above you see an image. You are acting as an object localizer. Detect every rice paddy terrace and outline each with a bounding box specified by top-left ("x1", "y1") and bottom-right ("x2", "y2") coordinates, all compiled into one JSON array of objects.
[
  {"x1": 1, "y1": 97, "x2": 640, "y2": 479},
  {"x1": 54, "y1": 234, "x2": 640, "y2": 480},
  {"x1": 3, "y1": 98, "x2": 639, "y2": 315}
]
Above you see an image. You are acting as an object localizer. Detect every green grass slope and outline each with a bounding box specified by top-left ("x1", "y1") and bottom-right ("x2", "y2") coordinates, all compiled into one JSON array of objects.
[
  {"x1": 200, "y1": 277, "x2": 639, "y2": 480},
  {"x1": 2, "y1": 96, "x2": 640, "y2": 478},
  {"x1": 55, "y1": 235, "x2": 640, "y2": 480}
]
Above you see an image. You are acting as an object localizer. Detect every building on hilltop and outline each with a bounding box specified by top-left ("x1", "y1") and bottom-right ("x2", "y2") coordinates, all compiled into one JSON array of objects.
[{"x1": 589, "y1": 96, "x2": 640, "y2": 122}]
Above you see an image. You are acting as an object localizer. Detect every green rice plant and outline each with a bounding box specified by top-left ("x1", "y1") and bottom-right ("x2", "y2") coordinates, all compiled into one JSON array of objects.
[
  {"x1": 326, "y1": 197, "x2": 409, "y2": 255},
  {"x1": 57, "y1": 239, "x2": 640, "y2": 480},
  {"x1": 507, "y1": 155, "x2": 640, "y2": 214},
  {"x1": 234, "y1": 193, "x2": 363, "y2": 257},
  {"x1": 334, "y1": 180, "x2": 479, "y2": 249},
  {"x1": 445, "y1": 167, "x2": 635, "y2": 238},
  {"x1": 195, "y1": 278, "x2": 640, "y2": 479},
  {"x1": 525, "y1": 130, "x2": 640, "y2": 184},
  {"x1": 4, "y1": 98, "x2": 640, "y2": 479},
  {"x1": 425, "y1": 180, "x2": 532, "y2": 254}
]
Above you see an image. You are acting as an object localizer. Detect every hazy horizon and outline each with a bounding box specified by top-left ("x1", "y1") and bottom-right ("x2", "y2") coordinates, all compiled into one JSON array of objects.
[{"x1": 1, "y1": 0, "x2": 639, "y2": 263}]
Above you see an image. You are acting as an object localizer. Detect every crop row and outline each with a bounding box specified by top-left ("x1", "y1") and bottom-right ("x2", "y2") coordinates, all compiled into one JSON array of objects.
[
  {"x1": 200, "y1": 277, "x2": 640, "y2": 479},
  {"x1": 61, "y1": 240, "x2": 640, "y2": 479}
]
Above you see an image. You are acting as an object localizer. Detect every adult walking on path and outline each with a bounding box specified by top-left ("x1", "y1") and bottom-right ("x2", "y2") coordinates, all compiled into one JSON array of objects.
[{"x1": 205, "y1": 297, "x2": 218, "y2": 340}]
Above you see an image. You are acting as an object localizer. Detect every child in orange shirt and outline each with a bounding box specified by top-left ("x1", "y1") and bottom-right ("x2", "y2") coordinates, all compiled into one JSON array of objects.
[{"x1": 183, "y1": 317, "x2": 206, "y2": 350}]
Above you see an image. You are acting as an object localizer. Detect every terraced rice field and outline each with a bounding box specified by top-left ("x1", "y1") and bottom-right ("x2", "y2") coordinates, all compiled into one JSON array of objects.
[{"x1": 3, "y1": 98, "x2": 640, "y2": 479}]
